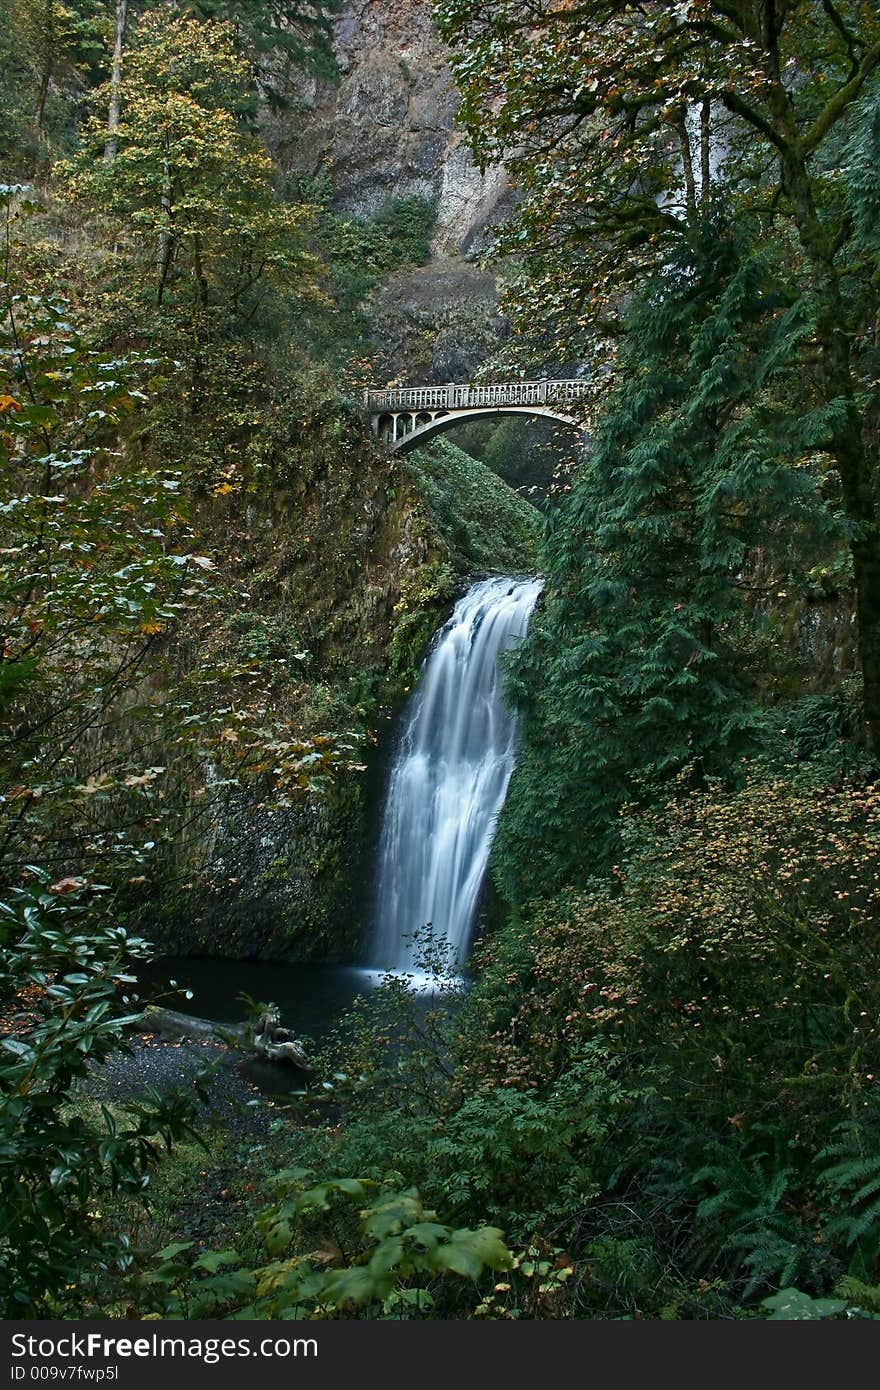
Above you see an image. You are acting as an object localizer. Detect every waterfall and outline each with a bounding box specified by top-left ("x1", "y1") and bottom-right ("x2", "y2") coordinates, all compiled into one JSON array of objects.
[{"x1": 371, "y1": 575, "x2": 542, "y2": 972}]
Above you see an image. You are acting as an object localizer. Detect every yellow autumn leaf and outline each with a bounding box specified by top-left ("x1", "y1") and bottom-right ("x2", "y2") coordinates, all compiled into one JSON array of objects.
[
  {"x1": 124, "y1": 767, "x2": 165, "y2": 788},
  {"x1": 5, "y1": 785, "x2": 37, "y2": 801}
]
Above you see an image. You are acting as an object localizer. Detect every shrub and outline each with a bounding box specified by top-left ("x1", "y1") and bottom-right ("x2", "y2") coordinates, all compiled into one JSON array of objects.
[
  {"x1": 461, "y1": 767, "x2": 880, "y2": 1300},
  {"x1": 133, "y1": 1173, "x2": 511, "y2": 1319},
  {"x1": 0, "y1": 873, "x2": 204, "y2": 1314}
]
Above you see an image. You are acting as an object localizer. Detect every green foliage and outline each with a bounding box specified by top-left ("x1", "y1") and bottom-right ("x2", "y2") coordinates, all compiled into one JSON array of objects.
[
  {"x1": 460, "y1": 413, "x2": 571, "y2": 503},
  {"x1": 477, "y1": 768, "x2": 880, "y2": 1098},
  {"x1": 406, "y1": 436, "x2": 540, "y2": 575},
  {"x1": 761, "y1": 688, "x2": 864, "y2": 772},
  {"x1": 299, "y1": 191, "x2": 438, "y2": 358},
  {"x1": 421, "y1": 1048, "x2": 623, "y2": 1239},
  {"x1": 319, "y1": 194, "x2": 437, "y2": 297},
  {"x1": 843, "y1": 88, "x2": 880, "y2": 259},
  {"x1": 691, "y1": 1142, "x2": 824, "y2": 1298},
  {"x1": 5, "y1": 0, "x2": 880, "y2": 1328},
  {"x1": 383, "y1": 437, "x2": 539, "y2": 691},
  {"x1": 0, "y1": 202, "x2": 221, "y2": 887},
  {"x1": 471, "y1": 1240, "x2": 578, "y2": 1320},
  {"x1": 833, "y1": 1276, "x2": 880, "y2": 1317},
  {"x1": 436, "y1": 0, "x2": 880, "y2": 359},
  {"x1": 184, "y1": 0, "x2": 341, "y2": 90},
  {"x1": 439, "y1": 0, "x2": 880, "y2": 755},
  {"x1": 312, "y1": 933, "x2": 467, "y2": 1123},
  {"x1": 58, "y1": 8, "x2": 322, "y2": 318},
  {"x1": 493, "y1": 228, "x2": 844, "y2": 903},
  {"x1": 287, "y1": 940, "x2": 629, "y2": 1265},
  {"x1": 451, "y1": 767, "x2": 880, "y2": 1308},
  {"x1": 0, "y1": 0, "x2": 340, "y2": 172},
  {"x1": 818, "y1": 1129, "x2": 880, "y2": 1261},
  {"x1": 761, "y1": 1289, "x2": 848, "y2": 1321},
  {"x1": 0, "y1": 0, "x2": 105, "y2": 164},
  {"x1": 1, "y1": 188, "x2": 369, "y2": 971},
  {"x1": 0, "y1": 872, "x2": 205, "y2": 1314},
  {"x1": 284, "y1": 760, "x2": 880, "y2": 1312},
  {"x1": 372, "y1": 195, "x2": 437, "y2": 270},
  {"x1": 388, "y1": 558, "x2": 458, "y2": 691},
  {"x1": 134, "y1": 1170, "x2": 511, "y2": 1318}
]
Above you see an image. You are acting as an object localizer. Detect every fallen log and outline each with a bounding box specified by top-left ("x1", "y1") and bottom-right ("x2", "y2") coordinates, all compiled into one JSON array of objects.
[
  {"x1": 139, "y1": 1005, "x2": 246, "y2": 1045},
  {"x1": 138, "y1": 1004, "x2": 314, "y2": 1073}
]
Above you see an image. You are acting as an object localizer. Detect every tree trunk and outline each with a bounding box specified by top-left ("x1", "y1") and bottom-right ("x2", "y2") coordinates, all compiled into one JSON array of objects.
[
  {"x1": 35, "y1": 0, "x2": 55, "y2": 131},
  {"x1": 193, "y1": 236, "x2": 209, "y2": 309},
  {"x1": 36, "y1": 64, "x2": 51, "y2": 130},
  {"x1": 675, "y1": 116, "x2": 697, "y2": 221},
  {"x1": 103, "y1": 0, "x2": 127, "y2": 163},
  {"x1": 700, "y1": 97, "x2": 711, "y2": 204},
  {"x1": 35, "y1": 69, "x2": 50, "y2": 130},
  {"x1": 782, "y1": 153, "x2": 880, "y2": 754},
  {"x1": 157, "y1": 155, "x2": 173, "y2": 305}
]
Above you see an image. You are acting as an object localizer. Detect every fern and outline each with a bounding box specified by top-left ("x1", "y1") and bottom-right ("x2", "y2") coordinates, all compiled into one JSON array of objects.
[
  {"x1": 692, "y1": 1146, "x2": 827, "y2": 1297},
  {"x1": 818, "y1": 1134, "x2": 880, "y2": 1257}
]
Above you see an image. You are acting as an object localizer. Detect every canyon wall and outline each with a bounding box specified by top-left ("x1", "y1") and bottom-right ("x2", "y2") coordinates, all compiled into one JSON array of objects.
[{"x1": 267, "y1": 0, "x2": 513, "y2": 257}]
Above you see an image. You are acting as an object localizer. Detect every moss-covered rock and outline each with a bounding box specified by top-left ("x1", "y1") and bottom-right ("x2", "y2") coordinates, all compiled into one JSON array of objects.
[
  {"x1": 406, "y1": 435, "x2": 540, "y2": 574},
  {"x1": 146, "y1": 407, "x2": 540, "y2": 961}
]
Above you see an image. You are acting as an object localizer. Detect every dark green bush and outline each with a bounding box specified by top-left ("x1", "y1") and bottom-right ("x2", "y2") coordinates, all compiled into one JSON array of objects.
[{"x1": 0, "y1": 874, "x2": 204, "y2": 1314}]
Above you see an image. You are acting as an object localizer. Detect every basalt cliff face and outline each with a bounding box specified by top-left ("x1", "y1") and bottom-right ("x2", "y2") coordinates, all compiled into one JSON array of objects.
[
  {"x1": 148, "y1": 419, "x2": 538, "y2": 963},
  {"x1": 266, "y1": 0, "x2": 512, "y2": 383},
  {"x1": 268, "y1": 0, "x2": 512, "y2": 258}
]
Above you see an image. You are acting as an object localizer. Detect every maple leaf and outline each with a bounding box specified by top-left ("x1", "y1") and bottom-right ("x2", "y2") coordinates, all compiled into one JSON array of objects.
[
  {"x1": 77, "y1": 774, "x2": 113, "y2": 795},
  {"x1": 49, "y1": 876, "x2": 84, "y2": 894},
  {"x1": 124, "y1": 766, "x2": 165, "y2": 788}
]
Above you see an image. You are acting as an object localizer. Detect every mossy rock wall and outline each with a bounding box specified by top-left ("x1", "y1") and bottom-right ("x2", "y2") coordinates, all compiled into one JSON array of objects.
[{"x1": 145, "y1": 409, "x2": 539, "y2": 960}]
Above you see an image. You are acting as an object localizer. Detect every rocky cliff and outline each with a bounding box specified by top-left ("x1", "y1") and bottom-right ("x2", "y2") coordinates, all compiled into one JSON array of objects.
[
  {"x1": 265, "y1": 1, "x2": 514, "y2": 383},
  {"x1": 268, "y1": 0, "x2": 512, "y2": 258}
]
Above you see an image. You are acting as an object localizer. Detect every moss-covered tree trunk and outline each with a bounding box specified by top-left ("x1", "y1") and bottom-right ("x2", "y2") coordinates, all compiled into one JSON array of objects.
[{"x1": 780, "y1": 145, "x2": 880, "y2": 755}]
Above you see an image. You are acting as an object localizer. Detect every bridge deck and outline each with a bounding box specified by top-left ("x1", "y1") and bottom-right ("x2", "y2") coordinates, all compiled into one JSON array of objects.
[{"x1": 364, "y1": 379, "x2": 589, "y2": 412}]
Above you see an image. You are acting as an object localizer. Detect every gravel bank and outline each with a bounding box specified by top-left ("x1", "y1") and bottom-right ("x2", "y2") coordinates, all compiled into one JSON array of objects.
[{"x1": 82, "y1": 1033, "x2": 304, "y2": 1141}]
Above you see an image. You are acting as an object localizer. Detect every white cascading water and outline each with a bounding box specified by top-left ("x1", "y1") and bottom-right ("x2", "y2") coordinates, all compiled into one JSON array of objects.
[{"x1": 371, "y1": 575, "x2": 542, "y2": 972}]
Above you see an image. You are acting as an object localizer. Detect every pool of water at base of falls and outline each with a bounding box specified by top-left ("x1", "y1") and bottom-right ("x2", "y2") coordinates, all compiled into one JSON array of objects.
[{"x1": 137, "y1": 955, "x2": 451, "y2": 1050}]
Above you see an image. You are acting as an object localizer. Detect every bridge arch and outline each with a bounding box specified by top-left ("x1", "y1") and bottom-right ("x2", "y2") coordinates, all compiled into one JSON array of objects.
[
  {"x1": 363, "y1": 379, "x2": 589, "y2": 454},
  {"x1": 377, "y1": 405, "x2": 582, "y2": 454}
]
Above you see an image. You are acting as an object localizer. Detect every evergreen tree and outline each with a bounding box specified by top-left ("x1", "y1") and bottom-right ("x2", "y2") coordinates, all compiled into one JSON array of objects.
[
  {"x1": 494, "y1": 225, "x2": 842, "y2": 903},
  {"x1": 185, "y1": 0, "x2": 341, "y2": 94},
  {"x1": 0, "y1": 0, "x2": 106, "y2": 157}
]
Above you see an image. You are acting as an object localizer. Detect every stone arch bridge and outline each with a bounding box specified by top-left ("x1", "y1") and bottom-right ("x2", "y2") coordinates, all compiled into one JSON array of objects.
[{"x1": 363, "y1": 379, "x2": 589, "y2": 453}]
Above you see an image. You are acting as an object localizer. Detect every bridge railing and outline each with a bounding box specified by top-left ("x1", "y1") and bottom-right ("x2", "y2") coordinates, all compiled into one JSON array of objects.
[{"x1": 363, "y1": 379, "x2": 590, "y2": 412}]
